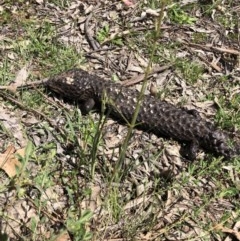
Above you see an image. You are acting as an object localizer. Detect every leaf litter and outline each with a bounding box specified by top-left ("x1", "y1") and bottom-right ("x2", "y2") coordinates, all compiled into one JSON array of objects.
[{"x1": 0, "y1": 145, "x2": 24, "y2": 177}]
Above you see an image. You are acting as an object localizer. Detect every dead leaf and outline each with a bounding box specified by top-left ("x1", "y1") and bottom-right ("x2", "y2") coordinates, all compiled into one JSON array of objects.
[
  {"x1": 124, "y1": 196, "x2": 151, "y2": 210},
  {"x1": 35, "y1": 0, "x2": 44, "y2": 4},
  {"x1": 0, "y1": 145, "x2": 25, "y2": 177},
  {"x1": 52, "y1": 230, "x2": 71, "y2": 241},
  {"x1": 0, "y1": 106, "x2": 27, "y2": 146},
  {"x1": 214, "y1": 223, "x2": 240, "y2": 240},
  {"x1": 9, "y1": 65, "x2": 30, "y2": 92}
]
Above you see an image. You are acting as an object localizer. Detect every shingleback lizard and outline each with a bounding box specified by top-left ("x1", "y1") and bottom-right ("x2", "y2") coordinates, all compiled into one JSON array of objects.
[{"x1": 46, "y1": 68, "x2": 239, "y2": 160}]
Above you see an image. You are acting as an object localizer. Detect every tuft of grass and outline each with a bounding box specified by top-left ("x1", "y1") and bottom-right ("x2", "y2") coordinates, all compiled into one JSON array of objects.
[
  {"x1": 168, "y1": 3, "x2": 197, "y2": 24},
  {"x1": 66, "y1": 210, "x2": 93, "y2": 241},
  {"x1": 215, "y1": 94, "x2": 240, "y2": 129},
  {"x1": 96, "y1": 24, "x2": 110, "y2": 43},
  {"x1": 176, "y1": 58, "x2": 204, "y2": 84},
  {"x1": 21, "y1": 22, "x2": 83, "y2": 74},
  {"x1": 192, "y1": 32, "x2": 208, "y2": 44}
]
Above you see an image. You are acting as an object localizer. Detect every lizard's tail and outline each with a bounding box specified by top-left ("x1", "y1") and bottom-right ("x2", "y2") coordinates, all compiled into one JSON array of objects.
[{"x1": 209, "y1": 130, "x2": 239, "y2": 159}]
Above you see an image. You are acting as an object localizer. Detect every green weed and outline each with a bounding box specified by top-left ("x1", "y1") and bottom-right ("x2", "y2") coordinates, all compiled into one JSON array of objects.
[{"x1": 168, "y1": 4, "x2": 197, "y2": 24}]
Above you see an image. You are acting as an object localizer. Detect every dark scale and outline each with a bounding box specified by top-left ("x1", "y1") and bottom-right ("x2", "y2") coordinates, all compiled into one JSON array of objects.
[{"x1": 46, "y1": 68, "x2": 239, "y2": 160}]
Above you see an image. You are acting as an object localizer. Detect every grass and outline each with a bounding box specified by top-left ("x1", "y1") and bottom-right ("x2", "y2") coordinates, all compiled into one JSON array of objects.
[
  {"x1": 175, "y1": 58, "x2": 205, "y2": 84},
  {"x1": 0, "y1": 0, "x2": 239, "y2": 240},
  {"x1": 168, "y1": 3, "x2": 197, "y2": 24}
]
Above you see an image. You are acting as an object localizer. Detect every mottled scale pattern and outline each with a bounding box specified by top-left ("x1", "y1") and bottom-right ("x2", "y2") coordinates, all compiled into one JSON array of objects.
[{"x1": 46, "y1": 68, "x2": 239, "y2": 160}]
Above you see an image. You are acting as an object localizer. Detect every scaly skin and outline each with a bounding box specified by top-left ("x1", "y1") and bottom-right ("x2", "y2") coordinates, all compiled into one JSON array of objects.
[{"x1": 46, "y1": 68, "x2": 239, "y2": 160}]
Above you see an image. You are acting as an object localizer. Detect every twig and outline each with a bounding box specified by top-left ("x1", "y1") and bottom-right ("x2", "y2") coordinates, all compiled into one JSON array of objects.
[
  {"x1": 0, "y1": 90, "x2": 66, "y2": 138},
  {"x1": 0, "y1": 78, "x2": 48, "y2": 91},
  {"x1": 84, "y1": 46, "x2": 117, "y2": 56},
  {"x1": 121, "y1": 64, "x2": 173, "y2": 86},
  {"x1": 184, "y1": 45, "x2": 222, "y2": 72},
  {"x1": 84, "y1": 3, "x2": 101, "y2": 50},
  {"x1": 100, "y1": 26, "x2": 170, "y2": 46},
  {"x1": 30, "y1": 83, "x2": 68, "y2": 110},
  {"x1": 0, "y1": 91, "x2": 52, "y2": 123},
  {"x1": 184, "y1": 41, "x2": 240, "y2": 55}
]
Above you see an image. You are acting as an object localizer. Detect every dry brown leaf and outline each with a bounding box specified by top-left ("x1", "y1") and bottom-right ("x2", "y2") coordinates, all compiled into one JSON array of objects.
[
  {"x1": 14, "y1": 65, "x2": 30, "y2": 85},
  {"x1": 0, "y1": 65, "x2": 30, "y2": 92},
  {"x1": 214, "y1": 223, "x2": 240, "y2": 240},
  {"x1": 53, "y1": 231, "x2": 71, "y2": 241},
  {"x1": 9, "y1": 65, "x2": 30, "y2": 92},
  {"x1": 0, "y1": 145, "x2": 24, "y2": 177},
  {"x1": 124, "y1": 196, "x2": 151, "y2": 210}
]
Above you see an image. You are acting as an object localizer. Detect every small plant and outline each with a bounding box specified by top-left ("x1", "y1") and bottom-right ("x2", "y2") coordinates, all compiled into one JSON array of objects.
[
  {"x1": 168, "y1": 4, "x2": 197, "y2": 24},
  {"x1": 192, "y1": 32, "x2": 208, "y2": 44},
  {"x1": 176, "y1": 59, "x2": 204, "y2": 84},
  {"x1": 106, "y1": 187, "x2": 123, "y2": 221},
  {"x1": 97, "y1": 25, "x2": 110, "y2": 43},
  {"x1": 214, "y1": 95, "x2": 240, "y2": 129},
  {"x1": 97, "y1": 24, "x2": 123, "y2": 45},
  {"x1": 0, "y1": 232, "x2": 8, "y2": 241},
  {"x1": 66, "y1": 210, "x2": 93, "y2": 241}
]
